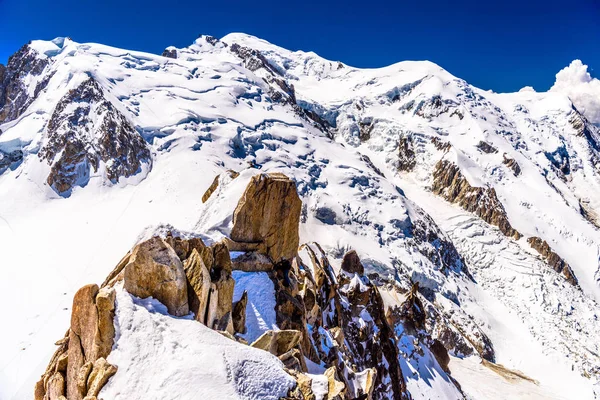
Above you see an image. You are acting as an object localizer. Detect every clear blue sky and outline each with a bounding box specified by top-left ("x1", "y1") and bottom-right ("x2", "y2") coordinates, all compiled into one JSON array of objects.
[{"x1": 1, "y1": 0, "x2": 598, "y2": 92}]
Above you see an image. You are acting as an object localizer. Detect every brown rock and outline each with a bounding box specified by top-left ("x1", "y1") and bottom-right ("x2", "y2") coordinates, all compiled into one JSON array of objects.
[
  {"x1": 429, "y1": 339, "x2": 450, "y2": 373},
  {"x1": 76, "y1": 361, "x2": 93, "y2": 397},
  {"x1": 341, "y1": 250, "x2": 364, "y2": 275},
  {"x1": 183, "y1": 248, "x2": 212, "y2": 323},
  {"x1": 250, "y1": 329, "x2": 303, "y2": 356},
  {"x1": 279, "y1": 348, "x2": 308, "y2": 373},
  {"x1": 85, "y1": 358, "x2": 117, "y2": 398},
  {"x1": 210, "y1": 273, "x2": 235, "y2": 333},
  {"x1": 232, "y1": 291, "x2": 248, "y2": 334},
  {"x1": 94, "y1": 287, "x2": 115, "y2": 360},
  {"x1": 527, "y1": 236, "x2": 579, "y2": 286},
  {"x1": 324, "y1": 367, "x2": 345, "y2": 400},
  {"x1": 55, "y1": 352, "x2": 68, "y2": 373},
  {"x1": 230, "y1": 173, "x2": 302, "y2": 262},
  {"x1": 231, "y1": 251, "x2": 273, "y2": 272},
  {"x1": 202, "y1": 170, "x2": 239, "y2": 203},
  {"x1": 124, "y1": 237, "x2": 189, "y2": 316},
  {"x1": 432, "y1": 160, "x2": 521, "y2": 240},
  {"x1": 67, "y1": 285, "x2": 98, "y2": 400},
  {"x1": 287, "y1": 370, "x2": 315, "y2": 400},
  {"x1": 212, "y1": 239, "x2": 232, "y2": 274},
  {"x1": 35, "y1": 378, "x2": 45, "y2": 400},
  {"x1": 101, "y1": 252, "x2": 130, "y2": 288},
  {"x1": 46, "y1": 372, "x2": 65, "y2": 400}
]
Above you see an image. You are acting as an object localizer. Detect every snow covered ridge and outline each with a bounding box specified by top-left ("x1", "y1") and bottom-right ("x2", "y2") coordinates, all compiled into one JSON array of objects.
[
  {"x1": 34, "y1": 172, "x2": 465, "y2": 400},
  {"x1": 0, "y1": 33, "x2": 599, "y2": 399}
]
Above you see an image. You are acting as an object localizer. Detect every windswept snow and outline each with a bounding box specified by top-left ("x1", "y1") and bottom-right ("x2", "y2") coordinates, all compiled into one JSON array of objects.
[{"x1": 101, "y1": 286, "x2": 295, "y2": 400}]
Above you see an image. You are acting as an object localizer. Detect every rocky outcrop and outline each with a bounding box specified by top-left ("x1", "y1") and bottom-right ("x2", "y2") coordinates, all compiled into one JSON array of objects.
[
  {"x1": 39, "y1": 77, "x2": 151, "y2": 195},
  {"x1": 124, "y1": 237, "x2": 190, "y2": 316},
  {"x1": 296, "y1": 244, "x2": 410, "y2": 399},
  {"x1": 161, "y1": 47, "x2": 177, "y2": 59},
  {"x1": 251, "y1": 329, "x2": 303, "y2": 356},
  {"x1": 229, "y1": 172, "x2": 302, "y2": 262},
  {"x1": 35, "y1": 285, "x2": 117, "y2": 400},
  {"x1": 476, "y1": 141, "x2": 498, "y2": 154},
  {"x1": 202, "y1": 169, "x2": 239, "y2": 203},
  {"x1": 0, "y1": 43, "x2": 52, "y2": 124},
  {"x1": 397, "y1": 135, "x2": 416, "y2": 172},
  {"x1": 341, "y1": 250, "x2": 364, "y2": 275},
  {"x1": 432, "y1": 160, "x2": 521, "y2": 240},
  {"x1": 527, "y1": 237, "x2": 579, "y2": 286},
  {"x1": 503, "y1": 154, "x2": 521, "y2": 176},
  {"x1": 183, "y1": 248, "x2": 211, "y2": 323}
]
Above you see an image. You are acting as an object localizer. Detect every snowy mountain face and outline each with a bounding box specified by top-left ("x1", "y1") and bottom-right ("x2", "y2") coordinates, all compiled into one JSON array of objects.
[{"x1": 0, "y1": 33, "x2": 599, "y2": 400}]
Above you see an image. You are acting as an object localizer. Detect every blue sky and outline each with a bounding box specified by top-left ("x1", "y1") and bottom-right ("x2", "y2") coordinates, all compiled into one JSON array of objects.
[{"x1": 1, "y1": 0, "x2": 598, "y2": 92}]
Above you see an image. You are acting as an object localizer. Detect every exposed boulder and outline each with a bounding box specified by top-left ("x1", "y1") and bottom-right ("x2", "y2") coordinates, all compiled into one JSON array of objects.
[
  {"x1": 341, "y1": 250, "x2": 364, "y2": 275},
  {"x1": 230, "y1": 172, "x2": 302, "y2": 262},
  {"x1": 124, "y1": 237, "x2": 189, "y2": 316},
  {"x1": 46, "y1": 372, "x2": 66, "y2": 400},
  {"x1": 250, "y1": 329, "x2": 303, "y2": 356},
  {"x1": 183, "y1": 248, "x2": 212, "y2": 323},
  {"x1": 432, "y1": 160, "x2": 521, "y2": 240},
  {"x1": 85, "y1": 358, "x2": 118, "y2": 398},
  {"x1": 324, "y1": 367, "x2": 346, "y2": 400},
  {"x1": 527, "y1": 236, "x2": 579, "y2": 286}
]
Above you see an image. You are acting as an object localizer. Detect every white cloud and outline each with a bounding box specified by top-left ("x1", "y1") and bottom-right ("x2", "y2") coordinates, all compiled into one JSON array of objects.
[
  {"x1": 550, "y1": 60, "x2": 600, "y2": 125},
  {"x1": 519, "y1": 86, "x2": 536, "y2": 93}
]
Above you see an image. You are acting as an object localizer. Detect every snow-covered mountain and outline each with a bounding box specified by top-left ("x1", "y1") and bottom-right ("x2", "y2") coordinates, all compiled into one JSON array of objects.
[{"x1": 1, "y1": 33, "x2": 599, "y2": 400}]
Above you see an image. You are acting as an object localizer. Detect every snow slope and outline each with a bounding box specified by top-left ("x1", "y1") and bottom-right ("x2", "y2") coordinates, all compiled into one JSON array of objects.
[
  {"x1": 0, "y1": 33, "x2": 599, "y2": 399},
  {"x1": 101, "y1": 286, "x2": 294, "y2": 400}
]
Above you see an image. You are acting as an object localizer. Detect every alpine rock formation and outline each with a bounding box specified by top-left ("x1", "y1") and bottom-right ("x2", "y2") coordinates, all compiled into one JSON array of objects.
[{"x1": 0, "y1": 34, "x2": 599, "y2": 400}]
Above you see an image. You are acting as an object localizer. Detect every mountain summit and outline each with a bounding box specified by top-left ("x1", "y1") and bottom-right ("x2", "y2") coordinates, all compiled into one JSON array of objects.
[{"x1": 1, "y1": 33, "x2": 599, "y2": 400}]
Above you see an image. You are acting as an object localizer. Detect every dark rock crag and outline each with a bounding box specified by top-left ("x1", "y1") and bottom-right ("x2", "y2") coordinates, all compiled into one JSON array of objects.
[
  {"x1": 432, "y1": 160, "x2": 521, "y2": 240},
  {"x1": 39, "y1": 77, "x2": 151, "y2": 195},
  {"x1": 527, "y1": 236, "x2": 579, "y2": 286}
]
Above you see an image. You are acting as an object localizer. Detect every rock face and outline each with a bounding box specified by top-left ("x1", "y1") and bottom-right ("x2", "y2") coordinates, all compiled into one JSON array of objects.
[
  {"x1": 183, "y1": 248, "x2": 211, "y2": 323},
  {"x1": 503, "y1": 154, "x2": 521, "y2": 176},
  {"x1": 124, "y1": 237, "x2": 189, "y2": 316},
  {"x1": 397, "y1": 135, "x2": 417, "y2": 172},
  {"x1": 230, "y1": 172, "x2": 302, "y2": 262},
  {"x1": 476, "y1": 141, "x2": 498, "y2": 154},
  {"x1": 432, "y1": 160, "x2": 521, "y2": 240},
  {"x1": 0, "y1": 43, "x2": 51, "y2": 124},
  {"x1": 35, "y1": 284, "x2": 117, "y2": 400},
  {"x1": 296, "y1": 244, "x2": 410, "y2": 399},
  {"x1": 39, "y1": 77, "x2": 151, "y2": 195},
  {"x1": 340, "y1": 250, "x2": 364, "y2": 275},
  {"x1": 527, "y1": 236, "x2": 579, "y2": 286},
  {"x1": 161, "y1": 47, "x2": 177, "y2": 59},
  {"x1": 202, "y1": 169, "x2": 239, "y2": 203}
]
